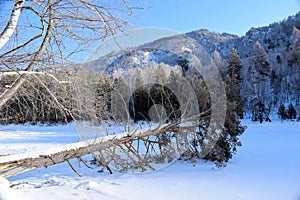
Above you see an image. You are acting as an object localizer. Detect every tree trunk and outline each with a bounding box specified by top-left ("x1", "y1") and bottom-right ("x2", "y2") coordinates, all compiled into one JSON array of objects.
[
  {"x1": 0, "y1": 135, "x2": 119, "y2": 178},
  {"x1": 0, "y1": 0, "x2": 53, "y2": 110},
  {"x1": 0, "y1": 111, "x2": 210, "y2": 178},
  {"x1": 0, "y1": 0, "x2": 24, "y2": 49}
]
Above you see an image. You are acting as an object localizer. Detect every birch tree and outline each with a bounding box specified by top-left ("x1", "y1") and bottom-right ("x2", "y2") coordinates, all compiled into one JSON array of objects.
[
  {"x1": 0, "y1": 0, "x2": 139, "y2": 121},
  {"x1": 0, "y1": 0, "x2": 24, "y2": 49}
]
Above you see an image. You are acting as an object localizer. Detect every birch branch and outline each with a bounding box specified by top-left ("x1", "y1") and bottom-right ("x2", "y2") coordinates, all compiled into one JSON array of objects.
[
  {"x1": 0, "y1": 0, "x2": 53, "y2": 110},
  {"x1": 0, "y1": 0, "x2": 25, "y2": 49}
]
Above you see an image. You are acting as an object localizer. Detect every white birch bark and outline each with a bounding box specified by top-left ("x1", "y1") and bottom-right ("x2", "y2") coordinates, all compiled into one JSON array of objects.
[
  {"x1": 0, "y1": 0, "x2": 53, "y2": 110},
  {"x1": 0, "y1": 0, "x2": 25, "y2": 49}
]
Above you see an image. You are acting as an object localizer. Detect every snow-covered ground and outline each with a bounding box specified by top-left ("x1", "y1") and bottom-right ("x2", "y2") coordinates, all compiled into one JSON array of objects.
[{"x1": 0, "y1": 120, "x2": 299, "y2": 200}]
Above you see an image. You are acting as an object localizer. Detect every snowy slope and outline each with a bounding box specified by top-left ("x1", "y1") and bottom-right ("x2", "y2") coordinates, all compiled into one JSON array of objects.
[{"x1": 0, "y1": 120, "x2": 299, "y2": 200}]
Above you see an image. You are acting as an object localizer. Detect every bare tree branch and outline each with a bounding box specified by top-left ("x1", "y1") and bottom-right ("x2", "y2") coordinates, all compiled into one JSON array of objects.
[
  {"x1": 0, "y1": 0, "x2": 24, "y2": 49},
  {"x1": 0, "y1": 0, "x2": 54, "y2": 109}
]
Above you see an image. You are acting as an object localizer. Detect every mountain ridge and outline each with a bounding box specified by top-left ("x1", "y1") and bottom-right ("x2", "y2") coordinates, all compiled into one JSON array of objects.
[{"x1": 84, "y1": 11, "x2": 300, "y2": 115}]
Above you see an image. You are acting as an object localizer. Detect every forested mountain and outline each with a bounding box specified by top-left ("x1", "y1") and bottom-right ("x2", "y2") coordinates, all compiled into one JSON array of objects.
[
  {"x1": 187, "y1": 12, "x2": 300, "y2": 115},
  {"x1": 91, "y1": 11, "x2": 300, "y2": 118},
  {"x1": 1, "y1": 12, "x2": 299, "y2": 124}
]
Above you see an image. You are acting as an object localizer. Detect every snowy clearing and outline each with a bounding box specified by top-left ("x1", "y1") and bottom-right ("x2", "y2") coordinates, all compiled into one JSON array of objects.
[{"x1": 0, "y1": 120, "x2": 299, "y2": 200}]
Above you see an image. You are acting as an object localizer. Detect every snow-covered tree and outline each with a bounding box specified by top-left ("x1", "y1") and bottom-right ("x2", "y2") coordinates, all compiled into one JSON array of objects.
[
  {"x1": 289, "y1": 27, "x2": 300, "y2": 109},
  {"x1": 156, "y1": 64, "x2": 167, "y2": 85},
  {"x1": 248, "y1": 41, "x2": 271, "y2": 121},
  {"x1": 212, "y1": 50, "x2": 226, "y2": 77}
]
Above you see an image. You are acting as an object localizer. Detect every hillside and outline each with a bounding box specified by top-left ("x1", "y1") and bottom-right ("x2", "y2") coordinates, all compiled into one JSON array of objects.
[{"x1": 86, "y1": 11, "x2": 300, "y2": 117}]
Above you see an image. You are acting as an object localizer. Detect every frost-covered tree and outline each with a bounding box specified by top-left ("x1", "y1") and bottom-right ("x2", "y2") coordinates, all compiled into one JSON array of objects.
[
  {"x1": 248, "y1": 41, "x2": 271, "y2": 121},
  {"x1": 288, "y1": 27, "x2": 300, "y2": 108},
  {"x1": 287, "y1": 27, "x2": 300, "y2": 64},
  {"x1": 212, "y1": 50, "x2": 226, "y2": 77},
  {"x1": 156, "y1": 64, "x2": 167, "y2": 85}
]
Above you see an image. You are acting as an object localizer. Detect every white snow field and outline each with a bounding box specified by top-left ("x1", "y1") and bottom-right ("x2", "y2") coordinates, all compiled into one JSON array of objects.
[{"x1": 0, "y1": 120, "x2": 299, "y2": 200}]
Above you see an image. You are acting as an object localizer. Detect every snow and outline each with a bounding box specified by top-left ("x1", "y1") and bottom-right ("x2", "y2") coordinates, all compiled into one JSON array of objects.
[
  {"x1": 0, "y1": 176, "x2": 19, "y2": 200},
  {"x1": 0, "y1": 120, "x2": 300, "y2": 200},
  {"x1": 0, "y1": 121, "x2": 165, "y2": 164}
]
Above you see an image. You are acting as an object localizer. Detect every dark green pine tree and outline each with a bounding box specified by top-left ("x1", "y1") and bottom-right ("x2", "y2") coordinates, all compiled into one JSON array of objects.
[
  {"x1": 130, "y1": 69, "x2": 149, "y2": 121},
  {"x1": 96, "y1": 73, "x2": 112, "y2": 121},
  {"x1": 278, "y1": 104, "x2": 287, "y2": 120},
  {"x1": 287, "y1": 103, "x2": 297, "y2": 120},
  {"x1": 203, "y1": 49, "x2": 246, "y2": 166},
  {"x1": 218, "y1": 48, "x2": 245, "y2": 162},
  {"x1": 226, "y1": 48, "x2": 244, "y2": 118}
]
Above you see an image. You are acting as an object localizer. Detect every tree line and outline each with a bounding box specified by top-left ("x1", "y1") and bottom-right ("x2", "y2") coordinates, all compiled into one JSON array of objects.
[
  {"x1": 0, "y1": 47, "x2": 247, "y2": 166},
  {"x1": 243, "y1": 28, "x2": 300, "y2": 121}
]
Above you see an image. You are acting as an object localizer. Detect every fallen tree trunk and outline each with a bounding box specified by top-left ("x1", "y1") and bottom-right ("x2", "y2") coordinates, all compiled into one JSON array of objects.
[
  {"x1": 0, "y1": 111, "x2": 212, "y2": 178},
  {"x1": 0, "y1": 129, "x2": 170, "y2": 178},
  {"x1": 0, "y1": 129, "x2": 168, "y2": 178},
  {"x1": 0, "y1": 134, "x2": 119, "y2": 178},
  {"x1": 0, "y1": 130, "x2": 159, "y2": 178}
]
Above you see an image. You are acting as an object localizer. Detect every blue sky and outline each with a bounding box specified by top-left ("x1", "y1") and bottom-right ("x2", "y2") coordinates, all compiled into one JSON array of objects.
[{"x1": 132, "y1": 0, "x2": 300, "y2": 36}]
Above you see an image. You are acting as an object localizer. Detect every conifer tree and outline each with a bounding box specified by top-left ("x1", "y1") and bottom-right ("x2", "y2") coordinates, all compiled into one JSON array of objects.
[
  {"x1": 226, "y1": 48, "x2": 244, "y2": 118},
  {"x1": 112, "y1": 76, "x2": 130, "y2": 122},
  {"x1": 188, "y1": 74, "x2": 210, "y2": 112},
  {"x1": 252, "y1": 41, "x2": 271, "y2": 77},
  {"x1": 291, "y1": 26, "x2": 300, "y2": 57},
  {"x1": 278, "y1": 104, "x2": 287, "y2": 120},
  {"x1": 185, "y1": 61, "x2": 246, "y2": 165},
  {"x1": 134, "y1": 69, "x2": 144, "y2": 89},
  {"x1": 270, "y1": 70, "x2": 281, "y2": 107},
  {"x1": 205, "y1": 48, "x2": 245, "y2": 164},
  {"x1": 248, "y1": 41, "x2": 271, "y2": 121},
  {"x1": 287, "y1": 103, "x2": 297, "y2": 120},
  {"x1": 156, "y1": 64, "x2": 167, "y2": 85},
  {"x1": 96, "y1": 73, "x2": 112, "y2": 121},
  {"x1": 212, "y1": 50, "x2": 226, "y2": 77},
  {"x1": 165, "y1": 70, "x2": 183, "y2": 120},
  {"x1": 130, "y1": 69, "x2": 148, "y2": 121},
  {"x1": 290, "y1": 27, "x2": 300, "y2": 106},
  {"x1": 168, "y1": 70, "x2": 182, "y2": 87}
]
